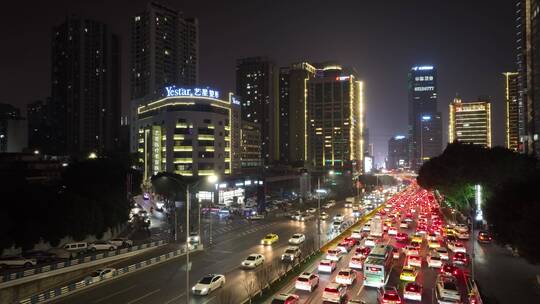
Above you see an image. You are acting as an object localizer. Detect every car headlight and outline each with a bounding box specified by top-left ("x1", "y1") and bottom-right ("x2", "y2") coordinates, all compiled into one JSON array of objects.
[
  {"x1": 192, "y1": 286, "x2": 196, "y2": 291},
  {"x1": 202, "y1": 288, "x2": 208, "y2": 293}
]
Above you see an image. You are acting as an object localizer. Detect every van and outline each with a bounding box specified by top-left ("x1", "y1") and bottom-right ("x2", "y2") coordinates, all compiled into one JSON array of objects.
[{"x1": 63, "y1": 242, "x2": 88, "y2": 255}]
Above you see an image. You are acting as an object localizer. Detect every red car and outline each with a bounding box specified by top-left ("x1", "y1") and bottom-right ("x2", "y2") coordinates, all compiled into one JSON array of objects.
[
  {"x1": 355, "y1": 246, "x2": 371, "y2": 258},
  {"x1": 396, "y1": 232, "x2": 409, "y2": 243},
  {"x1": 343, "y1": 237, "x2": 359, "y2": 246},
  {"x1": 452, "y1": 252, "x2": 469, "y2": 265},
  {"x1": 440, "y1": 262, "x2": 460, "y2": 276}
]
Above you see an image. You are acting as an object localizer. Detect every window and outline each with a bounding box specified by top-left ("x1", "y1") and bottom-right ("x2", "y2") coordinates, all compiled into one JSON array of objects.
[{"x1": 198, "y1": 152, "x2": 214, "y2": 158}]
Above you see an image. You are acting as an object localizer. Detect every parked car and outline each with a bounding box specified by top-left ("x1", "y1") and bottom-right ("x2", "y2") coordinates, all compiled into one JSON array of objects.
[
  {"x1": 89, "y1": 241, "x2": 117, "y2": 252},
  {"x1": 0, "y1": 256, "x2": 37, "y2": 269},
  {"x1": 63, "y1": 242, "x2": 89, "y2": 255}
]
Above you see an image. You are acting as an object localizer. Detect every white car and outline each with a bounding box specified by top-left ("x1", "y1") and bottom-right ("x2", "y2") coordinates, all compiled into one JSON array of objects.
[
  {"x1": 334, "y1": 214, "x2": 345, "y2": 221},
  {"x1": 326, "y1": 249, "x2": 343, "y2": 261},
  {"x1": 436, "y1": 247, "x2": 450, "y2": 260},
  {"x1": 427, "y1": 253, "x2": 443, "y2": 268},
  {"x1": 335, "y1": 268, "x2": 356, "y2": 285},
  {"x1": 320, "y1": 212, "x2": 329, "y2": 220},
  {"x1": 362, "y1": 223, "x2": 371, "y2": 232},
  {"x1": 86, "y1": 268, "x2": 116, "y2": 283},
  {"x1": 456, "y1": 231, "x2": 470, "y2": 240},
  {"x1": 89, "y1": 241, "x2": 117, "y2": 252},
  {"x1": 306, "y1": 208, "x2": 317, "y2": 213},
  {"x1": 318, "y1": 259, "x2": 336, "y2": 273},
  {"x1": 364, "y1": 236, "x2": 376, "y2": 247},
  {"x1": 109, "y1": 238, "x2": 133, "y2": 247},
  {"x1": 349, "y1": 255, "x2": 364, "y2": 269},
  {"x1": 344, "y1": 203, "x2": 353, "y2": 208},
  {"x1": 241, "y1": 254, "x2": 264, "y2": 269},
  {"x1": 289, "y1": 233, "x2": 306, "y2": 245},
  {"x1": 322, "y1": 282, "x2": 347, "y2": 303},
  {"x1": 192, "y1": 274, "x2": 226, "y2": 295},
  {"x1": 0, "y1": 256, "x2": 37, "y2": 269},
  {"x1": 299, "y1": 214, "x2": 314, "y2": 222},
  {"x1": 404, "y1": 245, "x2": 419, "y2": 256},
  {"x1": 400, "y1": 221, "x2": 409, "y2": 228},
  {"x1": 351, "y1": 229, "x2": 363, "y2": 239},
  {"x1": 282, "y1": 246, "x2": 301, "y2": 262},
  {"x1": 454, "y1": 224, "x2": 469, "y2": 233},
  {"x1": 388, "y1": 227, "x2": 398, "y2": 236},
  {"x1": 295, "y1": 272, "x2": 319, "y2": 292},
  {"x1": 448, "y1": 242, "x2": 467, "y2": 253}
]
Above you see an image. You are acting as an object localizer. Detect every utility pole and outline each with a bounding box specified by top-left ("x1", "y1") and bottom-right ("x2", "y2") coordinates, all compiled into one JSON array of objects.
[
  {"x1": 317, "y1": 177, "x2": 321, "y2": 248},
  {"x1": 186, "y1": 185, "x2": 190, "y2": 304}
]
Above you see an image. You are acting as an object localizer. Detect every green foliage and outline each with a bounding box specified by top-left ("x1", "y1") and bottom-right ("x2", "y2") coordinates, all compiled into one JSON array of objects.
[{"x1": 0, "y1": 159, "x2": 131, "y2": 251}]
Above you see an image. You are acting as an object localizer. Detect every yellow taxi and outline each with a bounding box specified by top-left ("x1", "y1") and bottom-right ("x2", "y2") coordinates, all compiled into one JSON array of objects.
[
  {"x1": 400, "y1": 265, "x2": 419, "y2": 282},
  {"x1": 261, "y1": 233, "x2": 279, "y2": 245},
  {"x1": 428, "y1": 239, "x2": 441, "y2": 249},
  {"x1": 411, "y1": 233, "x2": 424, "y2": 243},
  {"x1": 444, "y1": 225, "x2": 456, "y2": 236}
]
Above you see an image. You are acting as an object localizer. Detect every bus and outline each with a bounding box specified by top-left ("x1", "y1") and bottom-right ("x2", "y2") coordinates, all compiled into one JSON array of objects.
[{"x1": 363, "y1": 244, "x2": 393, "y2": 287}]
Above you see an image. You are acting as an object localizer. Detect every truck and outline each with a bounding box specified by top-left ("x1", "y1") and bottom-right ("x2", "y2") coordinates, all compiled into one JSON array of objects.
[{"x1": 370, "y1": 217, "x2": 383, "y2": 237}]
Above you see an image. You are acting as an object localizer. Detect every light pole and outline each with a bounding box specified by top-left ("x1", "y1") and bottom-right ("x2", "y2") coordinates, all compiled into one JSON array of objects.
[
  {"x1": 185, "y1": 184, "x2": 191, "y2": 304},
  {"x1": 207, "y1": 175, "x2": 219, "y2": 246},
  {"x1": 317, "y1": 177, "x2": 321, "y2": 249}
]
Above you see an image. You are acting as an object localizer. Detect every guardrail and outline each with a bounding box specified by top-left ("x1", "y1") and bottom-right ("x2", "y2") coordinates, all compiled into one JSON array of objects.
[
  {"x1": 17, "y1": 244, "x2": 202, "y2": 304},
  {"x1": 0, "y1": 240, "x2": 167, "y2": 287}
]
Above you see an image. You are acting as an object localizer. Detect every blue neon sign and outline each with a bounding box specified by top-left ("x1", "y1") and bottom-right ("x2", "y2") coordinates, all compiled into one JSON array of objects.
[
  {"x1": 421, "y1": 115, "x2": 432, "y2": 121},
  {"x1": 165, "y1": 86, "x2": 220, "y2": 99}
]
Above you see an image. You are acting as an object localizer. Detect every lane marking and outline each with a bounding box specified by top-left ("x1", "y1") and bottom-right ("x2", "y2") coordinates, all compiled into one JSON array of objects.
[
  {"x1": 127, "y1": 288, "x2": 161, "y2": 304},
  {"x1": 163, "y1": 292, "x2": 185, "y2": 304},
  {"x1": 200, "y1": 295, "x2": 217, "y2": 304},
  {"x1": 93, "y1": 285, "x2": 137, "y2": 303}
]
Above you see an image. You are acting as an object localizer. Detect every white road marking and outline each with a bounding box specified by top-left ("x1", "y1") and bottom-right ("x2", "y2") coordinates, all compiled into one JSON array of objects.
[
  {"x1": 200, "y1": 295, "x2": 217, "y2": 304},
  {"x1": 127, "y1": 288, "x2": 161, "y2": 304},
  {"x1": 93, "y1": 285, "x2": 137, "y2": 303},
  {"x1": 163, "y1": 292, "x2": 185, "y2": 304}
]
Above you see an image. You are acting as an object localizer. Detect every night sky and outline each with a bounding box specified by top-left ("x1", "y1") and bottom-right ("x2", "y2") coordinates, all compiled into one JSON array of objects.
[{"x1": 0, "y1": 0, "x2": 516, "y2": 166}]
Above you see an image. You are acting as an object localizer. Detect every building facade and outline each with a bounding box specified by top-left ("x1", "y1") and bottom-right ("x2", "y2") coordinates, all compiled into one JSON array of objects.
[
  {"x1": 408, "y1": 66, "x2": 442, "y2": 169},
  {"x1": 387, "y1": 135, "x2": 409, "y2": 170},
  {"x1": 131, "y1": 2, "x2": 198, "y2": 100},
  {"x1": 449, "y1": 97, "x2": 492, "y2": 147},
  {"x1": 133, "y1": 86, "x2": 240, "y2": 179},
  {"x1": 516, "y1": 0, "x2": 540, "y2": 157},
  {"x1": 240, "y1": 121, "x2": 263, "y2": 169},
  {"x1": 0, "y1": 104, "x2": 27, "y2": 153},
  {"x1": 235, "y1": 57, "x2": 278, "y2": 164},
  {"x1": 306, "y1": 64, "x2": 364, "y2": 174},
  {"x1": 504, "y1": 72, "x2": 520, "y2": 151},
  {"x1": 51, "y1": 16, "x2": 120, "y2": 157}
]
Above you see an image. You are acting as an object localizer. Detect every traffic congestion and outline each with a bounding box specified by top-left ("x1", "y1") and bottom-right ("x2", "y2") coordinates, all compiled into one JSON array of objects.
[{"x1": 272, "y1": 183, "x2": 481, "y2": 304}]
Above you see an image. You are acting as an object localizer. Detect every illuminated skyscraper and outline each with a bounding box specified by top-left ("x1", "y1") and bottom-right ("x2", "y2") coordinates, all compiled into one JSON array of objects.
[
  {"x1": 449, "y1": 97, "x2": 492, "y2": 147},
  {"x1": 235, "y1": 57, "x2": 278, "y2": 164},
  {"x1": 306, "y1": 64, "x2": 364, "y2": 174},
  {"x1": 408, "y1": 66, "x2": 442, "y2": 169},
  {"x1": 387, "y1": 135, "x2": 409, "y2": 170},
  {"x1": 504, "y1": 72, "x2": 520, "y2": 151}
]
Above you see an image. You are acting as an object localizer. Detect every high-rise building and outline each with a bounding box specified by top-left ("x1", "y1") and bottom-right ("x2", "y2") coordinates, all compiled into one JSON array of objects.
[
  {"x1": 235, "y1": 57, "x2": 278, "y2": 164},
  {"x1": 408, "y1": 65, "x2": 442, "y2": 169},
  {"x1": 387, "y1": 135, "x2": 409, "y2": 170},
  {"x1": 306, "y1": 64, "x2": 365, "y2": 174},
  {"x1": 240, "y1": 121, "x2": 263, "y2": 169},
  {"x1": 27, "y1": 99, "x2": 52, "y2": 152},
  {"x1": 449, "y1": 97, "x2": 492, "y2": 147},
  {"x1": 133, "y1": 85, "x2": 240, "y2": 179},
  {"x1": 278, "y1": 62, "x2": 317, "y2": 164},
  {"x1": 0, "y1": 103, "x2": 27, "y2": 153},
  {"x1": 51, "y1": 16, "x2": 120, "y2": 157},
  {"x1": 131, "y1": 2, "x2": 198, "y2": 100},
  {"x1": 516, "y1": 0, "x2": 540, "y2": 157},
  {"x1": 504, "y1": 72, "x2": 520, "y2": 151}
]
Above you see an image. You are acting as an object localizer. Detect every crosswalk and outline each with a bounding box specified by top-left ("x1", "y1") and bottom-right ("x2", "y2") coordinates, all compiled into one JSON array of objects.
[{"x1": 202, "y1": 221, "x2": 275, "y2": 238}]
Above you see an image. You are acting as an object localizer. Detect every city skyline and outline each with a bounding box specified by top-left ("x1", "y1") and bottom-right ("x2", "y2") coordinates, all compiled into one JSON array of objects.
[{"x1": 0, "y1": 0, "x2": 516, "y2": 166}]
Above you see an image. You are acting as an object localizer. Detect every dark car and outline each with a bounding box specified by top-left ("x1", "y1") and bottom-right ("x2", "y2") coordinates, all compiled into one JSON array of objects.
[
  {"x1": 22, "y1": 250, "x2": 57, "y2": 263},
  {"x1": 477, "y1": 230, "x2": 493, "y2": 244}
]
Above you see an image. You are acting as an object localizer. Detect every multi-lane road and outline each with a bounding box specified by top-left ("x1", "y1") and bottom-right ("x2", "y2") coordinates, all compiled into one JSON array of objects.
[{"x1": 55, "y1": 200, "x2": 356, "y2": 304}]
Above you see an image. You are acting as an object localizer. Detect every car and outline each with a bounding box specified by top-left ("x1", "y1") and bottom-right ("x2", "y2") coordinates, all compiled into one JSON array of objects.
[
  {"x1": 388, "y1": 227, "x2": 398, "y2": 236},
  {"x1": 290, "y1": 211, "x2": 302, "y2": 220},
  {"x1": 435, "y1": 274, "x2": 461, "y2": 304},
  {"x1": 271, "y1": 293, "x2": 300, "y2": 304},
  {"x1": 427, "y1": 233, "x2": 438, "y2": 242},
  {"x1": 241, "y1": 254, "x2": 264, "y2": 269},
  {"x1": 295, "y1": 272, "x2": 319, "y2": 292},
  {"x1": 109, "y1": 238, "x2": 133, "y2": 248},
  {"x1": 364, "y1": 236, "x2": 376, "y2": 247},
  {"x1": 326, "y1": 249, "x2": 344, "y2": 261},
  {"x1": 86, "y1": 268, "x2": 116, "y2": 283},
  {"x1": 249, "y1": 213, "x2": 265, "y2": 220},
  {"x1": 320, "y1": 212, "x2": 329, "y2": 220},
  {"x1": 345, "y1": 202, "x2": 353, "y2": 208},
  {"x1": 344, "y1": 236, "x2": 360, "y2": 246},
  {"x1": 349, "y1": 255, "x2": 364, "y2": 269},
  {"x1": 0, "y1": 256, "x2": 37, "y2": 269},
  {"x1": 436, "y1": 247, "x2": 450, "y2": 260},
  {"x1": 322, "y1": 282, "x2": 347, "y2": 303},
  {"x1": 337, "y1": 241, "x2": 353, "y2": 253},
  {"x1": 21, "y1": 250, "x2": 57, "y2": 263},
  {"x1": 400, "y1": 221, "x2": 409, "y2": 229},
  {"x1": 456, "y1": 230, "x2": 470, "y2": 240},
  {"x1": 454, "y1": 223, "x2": 469, "y2": 233},
  {"x1": 404, "y1": 245, "x2": 419, "y2": 256},
  {"x1": 89, "y1": 241, "x2": 117, "y2": 252},
  {"x1": 318, "y1": 259, "x2": 337, "y2": 273},
  {"x1": 428, "y1": 239, "x2": 441, "y2": 249},
  {"x1": 299, "y1": 214, "x2": 314, "y2": 221},
  {"x1": 289, "y1": 234, "x2": 305, "y2": 245},
  {"x1": 410, "y1": 240, "x2": 421, "y2": 249},
  {"x1": 427, "y1": 252, "x2": 443, "y2": 268},
  {"x1": 406, "y1": 255, "x2": 422, "y2": 267},
  {"x1": 282, "y1": 246, "x2": 301, "y2": 262},
  {"x1": 411, "y1": 233, "x2": 423, "y2": 243},
  {"x1": 362, "y1": 223, "x2": 371, "y2": 232},
  {"x1": 392, "y1": 247, "x2": 400, "y2": 259},
  {"x1": 355, "y1": 246, "x2": 371, "y2": 258},
  {"x1": 332, "y1": 221, "x2": 344, "y2": 232},
  {"x1": 63, "y1": 242, "x2": 89, "y2": 254},
  {"x1": 192, "y1": 274, "x2": 226, "y2": 295},
  {"x1": 477, "y1": 230, "x2": 493, "y2": 243},
  {"x1": 334, "y1": 214, "x2": 345, "y2": 221},
  {"x1": 448, "y1": 241, "x2": 466, "y2": 253},
  {"x1": 440, "y1": 262, "x2": 460, "y2": 277},
  {"x1": 452, "y1": 252, "x2": 469, "y2": 265},
  {"x1": 400, "y1": 265, "x2": 419, "y2": 282},
  {"x1": 404, "y1": 282, "x2": 423, "y2": 301},
  {"x1": 396, "y1": 232, "x2": 408, "y2": 242},
  {"x1": 445, "y1": 234, "x2": 458, "y2": 244},
  {"x1": 335, "y1": 268, "x2": 357, "y2": 285},
  {"x1": 377, "y1": 286, "x2": 402, "y2": 304},
  {"x1": 261, "y1": 233, "x2": 279, "y2": 245},
  {"x1": 306, "y1": 208, "x2": 317, "y2": 213}
]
